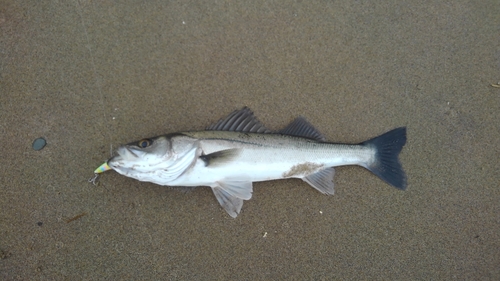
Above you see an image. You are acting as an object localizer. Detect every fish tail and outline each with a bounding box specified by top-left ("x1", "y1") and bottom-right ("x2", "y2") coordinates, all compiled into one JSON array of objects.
[{"x1": 362, "y1": 127, "x2": 407, "y2": 190}]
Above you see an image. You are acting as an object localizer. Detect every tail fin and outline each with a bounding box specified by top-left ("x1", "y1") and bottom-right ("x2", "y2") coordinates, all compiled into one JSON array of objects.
[{"x1": 362, "y1": 127, "x2": 407, "y2": 190}]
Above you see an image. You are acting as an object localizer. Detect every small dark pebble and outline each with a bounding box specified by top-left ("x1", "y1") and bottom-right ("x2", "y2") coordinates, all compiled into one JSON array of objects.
[
  {"x1": 37, "y1": 222, "x2": 43, "y2": 226},
  {"x1": 32, "y1": 138, "x2": 46, "y2": 151},
  {"x1": 0, "y1": 250, "x2": 12, "y2": 260}
]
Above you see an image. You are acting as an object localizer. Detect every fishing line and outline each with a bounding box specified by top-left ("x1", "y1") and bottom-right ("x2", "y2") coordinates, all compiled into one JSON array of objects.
[
  {"x1": 75, "y1": 0, "x2": 113, "y2": 184},
  {"x1": 76, "y1": 0, "x2": 113, "y2": 153}
]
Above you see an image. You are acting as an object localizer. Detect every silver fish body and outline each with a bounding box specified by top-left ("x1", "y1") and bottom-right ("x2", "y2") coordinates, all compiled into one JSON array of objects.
[{"x1": 106, "y1": 107, "x2": 407, "y2": 217}]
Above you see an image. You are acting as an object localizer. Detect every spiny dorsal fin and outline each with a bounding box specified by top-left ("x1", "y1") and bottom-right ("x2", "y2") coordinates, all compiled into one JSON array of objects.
[
  {"x1": 279, "y1": 117, "x2": 326, "y2": 141},
  {"x1": 207, "y1": 107, "x2": 272, "y2": 133}
]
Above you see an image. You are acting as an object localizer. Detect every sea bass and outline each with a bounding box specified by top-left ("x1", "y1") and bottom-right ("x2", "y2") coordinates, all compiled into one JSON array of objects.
[{"x1": 95, "y1": 107, "x2": 407, "y2": 217}]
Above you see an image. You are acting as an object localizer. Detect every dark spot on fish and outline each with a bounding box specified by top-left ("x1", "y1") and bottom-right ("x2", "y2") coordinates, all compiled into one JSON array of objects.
[
  {"x1": 238, "y1": 133, "x2": 251, "y2": 139},
  {"x1": 37, "y1": 221, "x2": 43, "y2": 226}
]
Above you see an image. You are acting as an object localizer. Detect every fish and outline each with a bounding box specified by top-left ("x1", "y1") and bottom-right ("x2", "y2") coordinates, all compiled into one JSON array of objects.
[{"x1": 95, "y1": 107, "x2": 407, "y2": 217}]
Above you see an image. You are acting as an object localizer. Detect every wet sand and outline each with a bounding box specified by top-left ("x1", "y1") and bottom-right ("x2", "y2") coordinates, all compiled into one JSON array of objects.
[{"x1": 1, "y1": 0, "x2": 499, "y2": 279}]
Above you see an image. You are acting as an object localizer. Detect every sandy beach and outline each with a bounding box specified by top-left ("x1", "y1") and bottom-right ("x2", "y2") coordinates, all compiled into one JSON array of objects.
[{"x1": 1, "y1": 0, "x2": 499, "y2": 279}]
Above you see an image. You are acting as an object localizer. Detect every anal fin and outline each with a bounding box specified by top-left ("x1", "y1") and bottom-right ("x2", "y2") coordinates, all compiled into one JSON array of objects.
[{"x1": 302, "y1": 167, "x2": 335, "y2": 195}]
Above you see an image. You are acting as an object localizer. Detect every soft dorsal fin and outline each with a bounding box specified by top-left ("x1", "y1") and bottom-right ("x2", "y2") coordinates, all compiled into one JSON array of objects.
[
  {"x1": 207, "y1": 107, "x2": 272, "y2": 133},
  {"x1": 279, "y1": 117, "x2": 326, "y2": 141}
]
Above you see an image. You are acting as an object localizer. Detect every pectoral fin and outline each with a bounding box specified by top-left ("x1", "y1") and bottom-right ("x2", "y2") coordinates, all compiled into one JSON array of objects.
[
  {"x1": 302, "y1": 168, "x2": 335, "y2": 195},
  {"x1": 200, "y1": 149, "x2": 240, "y2": 167},
  {"x1": 211, "y1": 181, "x2": 253, "y2": 217}
]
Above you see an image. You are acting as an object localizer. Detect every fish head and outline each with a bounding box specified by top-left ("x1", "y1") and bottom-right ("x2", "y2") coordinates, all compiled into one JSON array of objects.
[{"x1": 107, "y1": 136, "x2": 174, "y2": 180}]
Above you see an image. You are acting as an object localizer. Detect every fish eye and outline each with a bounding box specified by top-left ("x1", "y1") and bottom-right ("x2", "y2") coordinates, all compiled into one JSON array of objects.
[{"x1": 137, "y1": 139, "x2": 152, "y2": 148}]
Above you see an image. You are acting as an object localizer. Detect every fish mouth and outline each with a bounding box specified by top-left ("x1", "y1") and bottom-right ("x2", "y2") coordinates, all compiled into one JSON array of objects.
[
  {"x1": 123, "y1": 146, "x2": 139, "y2": 158},
  {"x1": 113, "y1": 146, "x2": 140, "y2": 160},
  {"x1": 107, "y1": 146, "x2": 137, "y2": 169}
]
